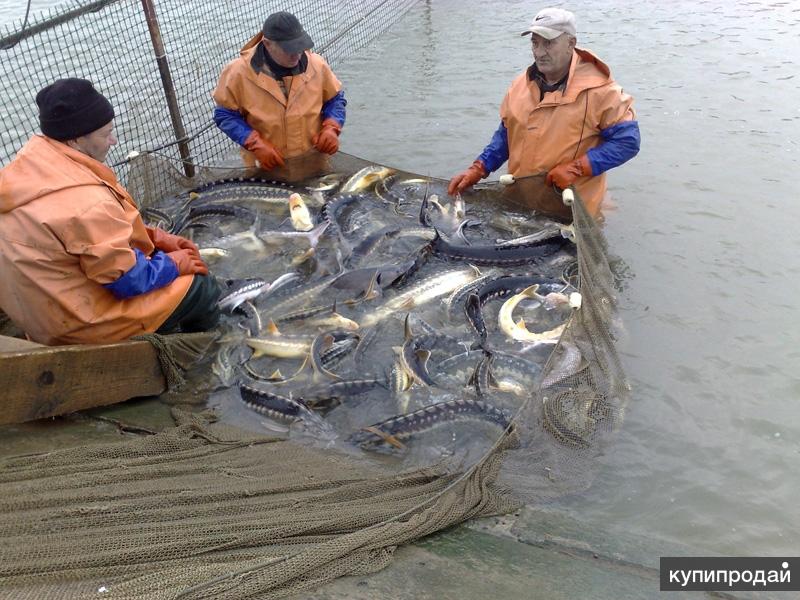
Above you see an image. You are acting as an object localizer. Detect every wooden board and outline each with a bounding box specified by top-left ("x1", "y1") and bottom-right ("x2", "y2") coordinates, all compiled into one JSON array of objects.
[{"x1": 0, "y1": 335, "x2": 166, "y2": 424}]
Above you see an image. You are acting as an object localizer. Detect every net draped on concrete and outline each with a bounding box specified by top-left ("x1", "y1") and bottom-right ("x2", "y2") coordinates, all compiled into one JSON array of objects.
[{"x1": 0, "y1": 409, "x2": 520, "y2": 599}]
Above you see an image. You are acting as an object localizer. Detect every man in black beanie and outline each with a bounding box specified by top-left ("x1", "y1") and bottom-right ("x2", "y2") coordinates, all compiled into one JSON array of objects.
[
  {"x1": 212, "y1": 11, "x2": 346, "y2": 170},
  {"x1": 0, "y1": 78, "x2": 220, "y2": 345}
]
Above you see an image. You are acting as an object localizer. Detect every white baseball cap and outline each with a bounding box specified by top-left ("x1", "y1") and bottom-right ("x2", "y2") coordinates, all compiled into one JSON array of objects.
[{"x1": 520, "y1": 8, "x2": 577, "y2": 40}]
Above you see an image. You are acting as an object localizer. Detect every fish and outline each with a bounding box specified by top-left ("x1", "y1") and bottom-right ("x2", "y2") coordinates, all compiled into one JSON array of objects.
[
  {"x1": 390, "y1": 360, "x2": 414, "y2": 394},
  {"x1": 235, "y1": 300, "x2": 263, "y2": 337},
  {"x1": 218, "y1": 278, "x2": 270, "y2": 312},
  {"x1": 468, "y1": 352, "x2": 496, "y2": 398},
  {"x1": 239, "y1": 381, "x2": 332, "y2": 435},
  {"x1": 347, "y1": 398, "x2": 512, "y2": 451},
  {"x1": 261, "y1": 273, "x2": 340, "y2": 319},
  {"x1": 184, "y1": 178, "x2": 321, "y2": 208},
  {"x1": 360, "y1": 266, "x2": 481, "y2": 327},
  {"x1": 497, "y1": 284, "x2": 544, "y2": 341},
  {"x1": 464, "y1": 293, "x2": 487, "y2": 346},
  {"x1": 246, "y1": 321, "x2": 312, "y2": 358},
  {"x1": 433, "y1": 229, "x2": 569, "y2": 266},
  {"x1": 397, "y1": 314, "x2": 436, "y2": 387},
  {"x1": 288, "y1": 192, "x2": 314, "y2": 231},
  {"x1": 541, "y1": 388, "x2": 599, "y2": 449},
  {"x1": 172, "y1": 204, "x2": 256, "y2": 235},
  {"x1": 443, "y1": 272, "x2": 497, "y2": 322},
  {"x1": 497, "y1": 283, "x2": 568, "y2": 345},
  {"x1": 305, "y1": 303, "x2": 360, "y2": 331},
  {"x1": 303, "y1": 377, "x2": 388, "y2": 409},
  {"x1": 221, "y1": 272, "x2": 300, "y2": 315},
  {"x1": 540, "y1": 341, "x2": 585, "y2": 388},
  {"x1": 140, "y1": 206, "x2": 174, "y2": 231},
  {"x1": 318, "y1": 335, "x2": 360, "y2": 368},
  {"x1": 259, "y1": 220, "x2": 329, "y2": 248},
  {"x1": 332, "y1": 261, "x2": 414, "y2": 295},
  {"x1": 340, "y1": 165, "x2": 396, "y2": 193},
  {"x1": 306, "y1": 173, "x2": 344, "y2": 193},
  {"x1": 495, "y1": 224, "x2": 568, "y2": 246},
  {"x1": 198, "y1": 247, "x2": 230, "y2": 259},
  {"x1": 309, "y1": 330, "x2": 360, "y2": 380},
  {"x1": 453, "y1": 218, "x2": 481, "y2": 245}
]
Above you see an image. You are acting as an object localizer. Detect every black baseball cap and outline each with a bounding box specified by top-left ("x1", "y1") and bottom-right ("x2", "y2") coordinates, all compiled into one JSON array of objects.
[{"x1": 262, "y1": 11, "x2": 314, "y2": 54}]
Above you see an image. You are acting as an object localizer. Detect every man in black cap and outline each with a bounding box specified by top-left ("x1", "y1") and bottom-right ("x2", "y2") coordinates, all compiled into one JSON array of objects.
[
  {"x1": 213, "y1": 11, "x2": 346, "y2": 170},
  {"x1": 0, "y1": 78, "x2": 220, "y2": 345}
]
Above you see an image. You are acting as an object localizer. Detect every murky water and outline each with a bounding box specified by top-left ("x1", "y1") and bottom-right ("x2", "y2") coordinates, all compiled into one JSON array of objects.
[
  {"x1": 333, "y1": 0, "x2": 800, "y2": 559},
  {"x1": 2, "y1": 0, "x2": 799, "y2": 566}
]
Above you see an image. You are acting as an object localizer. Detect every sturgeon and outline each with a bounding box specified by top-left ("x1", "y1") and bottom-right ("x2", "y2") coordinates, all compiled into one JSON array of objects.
[
  {"x1": 360, "y1": 266, "x2": 481, "y2": 327},
  {"x1": 498, "y1": 284, "x2": 568, "y2": 344},
  {"x1": 239, "y1": 381, "x2": 331, "y2": 434},
  {"x1": 433, "y1": 229, "x2": 569, "y2": 266},
  {"x1": 340, "y1": 165, "x2": 395, "y2": 193},
  {"x1": 347, "y1": 398, "x2": 512, "y2": 451}
]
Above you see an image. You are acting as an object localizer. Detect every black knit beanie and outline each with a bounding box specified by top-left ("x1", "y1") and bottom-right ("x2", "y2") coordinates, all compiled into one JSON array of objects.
[{"x1": 36, "y1": 78, "x2": 115, "y2": 141}]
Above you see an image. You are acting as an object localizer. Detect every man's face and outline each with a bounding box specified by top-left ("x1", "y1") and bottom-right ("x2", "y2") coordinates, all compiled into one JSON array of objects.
[
  {"x1": 262, "y1": 39, "x2": 302, "y2": 68},
  {"x1": 531, "y1": 33, "x2": 576, "y2": 81},
  {"x1": 70, "y1": 121, "x2": 117, "y2": 162}
]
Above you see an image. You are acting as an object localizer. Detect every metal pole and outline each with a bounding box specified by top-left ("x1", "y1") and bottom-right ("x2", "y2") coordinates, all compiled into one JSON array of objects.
[{"x1": 140, "y1": 0, "x2": 195, "y2": 178}]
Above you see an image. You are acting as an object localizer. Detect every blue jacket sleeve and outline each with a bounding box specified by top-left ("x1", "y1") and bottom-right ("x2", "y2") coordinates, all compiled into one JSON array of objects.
[
  {"x1": 321, "y1": 90, "x2": 347, "y2": 127},
  {"x1": 213, "y1": 106, "x2": 253, "y2": 146},
  {"x1": 476, "y1": 121, "x2": 509, "y2": 174},
  {"x1": 586, "y1": 120, "x2": 641, "y2": 175},
  {"x1": 103, "y1": 249, "x2": 180, "y2": 299}
]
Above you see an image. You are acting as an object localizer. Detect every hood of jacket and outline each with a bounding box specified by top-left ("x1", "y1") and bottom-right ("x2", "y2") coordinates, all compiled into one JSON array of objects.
[
  {"x1": 561, "y1": 47, "x2": 614, "y2": 102},
  {"x1": 0, "y1": 135, "x2": 118, "y2": 214}
]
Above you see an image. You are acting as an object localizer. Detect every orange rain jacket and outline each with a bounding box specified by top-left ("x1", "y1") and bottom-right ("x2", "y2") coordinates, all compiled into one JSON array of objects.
[
  {"x1": 213, "y1": 33, "x2": 343, "y2": 164},
  {"x1": 0, "y1": 135, "x2": 192, "y2": 345},
  {"x1": 500, "y1": 48, "x2": 636, "y2": 215}
]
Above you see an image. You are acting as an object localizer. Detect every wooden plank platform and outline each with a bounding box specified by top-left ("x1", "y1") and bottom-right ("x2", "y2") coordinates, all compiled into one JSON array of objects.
[{"x1": 0, "y1": 334, "x2": 168, "y2": 425}]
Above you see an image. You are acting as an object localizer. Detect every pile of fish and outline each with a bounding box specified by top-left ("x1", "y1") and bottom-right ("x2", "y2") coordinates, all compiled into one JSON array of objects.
[{"x1": 143, "y1": 165, "x2": 584, "y2": 456}]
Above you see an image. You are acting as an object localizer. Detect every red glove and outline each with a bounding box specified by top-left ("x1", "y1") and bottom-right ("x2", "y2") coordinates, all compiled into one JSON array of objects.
[
  {"x1": 148, "y1": 227, "x2": 199, "y2": 257},
  {"x1": 545, "y1": 155, "x2": 593, "y2": 189},
  {"x1": 312, "y1": 118, "x2": 342, "y2": 155},
  {"x1": 243, "y1": 131, "x2": 285, "y2": 170},
  {"x1": 447, "y1": 160, "x2": 487, "y2": 196},
  {"x1": 167, "y1": 249, "x2": 208, "y2": 276}
]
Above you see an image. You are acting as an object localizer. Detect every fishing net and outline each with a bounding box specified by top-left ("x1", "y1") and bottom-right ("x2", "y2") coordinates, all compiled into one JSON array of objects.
[
  {"x1": 0, "y1": 409, "x2": 518, "y2": 599},
  {"x1": 0, "y1": 0, "x2": 629, "y2": 596},
  {"x1": 0, "y1": 152, "x2": 629, "y2": 598}
]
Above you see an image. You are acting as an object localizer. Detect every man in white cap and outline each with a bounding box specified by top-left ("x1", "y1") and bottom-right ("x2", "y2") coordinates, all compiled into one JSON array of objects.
[{"x1": 448, "y1": 8, "x2": 640, "y2": 218}]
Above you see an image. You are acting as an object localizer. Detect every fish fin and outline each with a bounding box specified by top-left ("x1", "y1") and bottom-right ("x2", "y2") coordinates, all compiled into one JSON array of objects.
[
  {"x1": 399, "y1": 297, "x2": 416, "y2": 310},
  {"x1": 516, "y1": 318, "x2": 527, "y2": 329},
  {"x1": 362, "y1": 426, "x2": 406, "y2": 450},
  {"x1": 266, "y1": 319, "x2": 281, "y2": 336},
  {"x1": 291, "y1": 248, "x2": 315, "y2": 267},
  {"x1": 415, "y1": 348, "x2": 431, "y2": 365},
  {"x1": 267, "y1": 369, "x2": 284, "y2": 381},
  {"x1": 429, "y1": 197, "x2": 445, "y2": 213},
  {"x1": 521, "y1": 284, "x2": 540, "y2": 297}
]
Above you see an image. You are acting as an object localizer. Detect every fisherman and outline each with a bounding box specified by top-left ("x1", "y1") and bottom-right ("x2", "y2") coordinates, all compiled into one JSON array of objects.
[
  {"x1": 0, "y1": 78, "x2": 220, "y2": 345},
  {"x1": 447, "y1": 8, "x2": 640, "y2": 217},
  {"x1": 212, "y1": 11, "x2": 347, "y2": 170}
]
